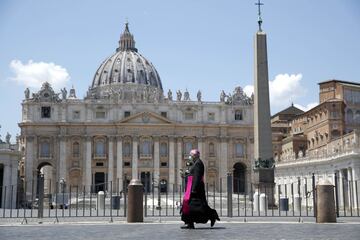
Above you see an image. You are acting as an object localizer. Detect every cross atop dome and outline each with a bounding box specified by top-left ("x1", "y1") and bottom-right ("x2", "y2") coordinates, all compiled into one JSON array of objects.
[{"x1": 117, "y1": 21, "x2": 137, "y2": 52}]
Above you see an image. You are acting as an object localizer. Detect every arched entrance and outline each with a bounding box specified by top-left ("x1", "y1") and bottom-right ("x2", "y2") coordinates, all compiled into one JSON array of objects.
[
  {"x1": 37, "y1": 162, "x2": 55, "y2": 198},
  {"x1": 233, "y1": 162, "x2": 246, "y2": 193}
]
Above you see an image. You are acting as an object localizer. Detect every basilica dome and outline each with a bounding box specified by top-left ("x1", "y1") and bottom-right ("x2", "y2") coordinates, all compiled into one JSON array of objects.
[{"x1": 91, "y1": 23, "x2": 163, "y2": 93}]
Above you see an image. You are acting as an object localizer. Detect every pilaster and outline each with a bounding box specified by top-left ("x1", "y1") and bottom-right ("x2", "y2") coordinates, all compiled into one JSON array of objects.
[
  {"x1": 132, "y1": 136, "x2": 139, "y2": 179},
  {"x1": 153, "y1": 136, "x2": 160, "y2": 185},
  {"x1": 168, "y1": 136, "x2": 176, "y2": 192},
  {"x1": 176, "y1": 137, "x2": 183, "y2": 190},
  {"x1": 116, "y1": 136, "x2": 123, "y2": 192},
  {"x1": 84, "y1": 135, "x2": 92, "y2": 192}
]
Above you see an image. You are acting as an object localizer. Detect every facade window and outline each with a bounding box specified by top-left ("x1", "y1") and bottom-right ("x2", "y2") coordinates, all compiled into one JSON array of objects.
[
  {"x1": 330, "y1": 111, "x2": 339, "y2": 118},
  {"x1": 160, "y1": 142, "x2": 168, "y2": 157},
  {"x1": 235, "y1": 110, "x2": 243, "y2": 121},
  {"x1": 124, "y1": 111, "x2": 131, "y2": 118},
  {"x1": 123, "y1": 142, "x2": 131, "y2": 157},
  {"x1": 72, "y1": 142, "x2": 80, "y2": 158},
  {"x1": 184, "y1": 142, "x2": 193, "y2": 155},
  {"x1": 161, "y1": 162, "x2": 168, "y2": 167},
  {"x1": 355, "y1": 110, "x2": 360, "y2": 123},
  {"x1": 124, "y1": 161, "x2": 131, "y2": 167},
  {"x1": 96, "y1": 162, "x2": 104, "y2": 167},
  {"x1": 41, "y1": 106, "x2": 51, "y2": 118},
  {"x1": 161, "y1": 112, "x2": 167, "y2": 118},
  {"x1": 209, "y1": 142, "x2": 215, "y2": 157},
  {"x1": 140, "y1": 140, "x2": 152, "y2": 157},
  {"x1": 235, "y1": 143, "x2": 245, "y2": 157},
  {"x1": 39, "y1": 141, "x2": 51, "y2": 158},
  {"x1": 184, "y1": 112, "x2": 194, "y2": 120},
  {"x1": 73, "y1": 111, "x2": 80, "y2": 119},
  {"x1": 95, "y1": 139, "x2": 106, "y2": 157},
  {"x1": 208, "y1": 112, "x2": 215, "y2": 121},
  {"x1": 95, "y1": 111, "x2": 106, "y2": 119}
]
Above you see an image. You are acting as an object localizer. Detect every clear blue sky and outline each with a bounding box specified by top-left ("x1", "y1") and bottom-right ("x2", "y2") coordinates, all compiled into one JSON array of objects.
[{"x1": 0, "y1": 0, "x2": 359, "y2": 141}]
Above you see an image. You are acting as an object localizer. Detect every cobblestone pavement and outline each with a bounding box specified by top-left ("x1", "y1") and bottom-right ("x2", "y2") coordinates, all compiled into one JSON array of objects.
[{"x1": 0, "y1": 220, "x2": 359, "y2": 240}]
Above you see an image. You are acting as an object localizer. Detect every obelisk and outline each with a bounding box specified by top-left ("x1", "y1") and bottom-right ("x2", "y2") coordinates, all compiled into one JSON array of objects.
[{"x1": 253, "y1": 0, "x2": 274, "y2": 205}]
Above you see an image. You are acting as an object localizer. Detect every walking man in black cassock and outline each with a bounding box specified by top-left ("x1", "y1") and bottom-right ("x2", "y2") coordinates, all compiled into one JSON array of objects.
[{"x1": 180, "y1": 149, "x2": 220, "y2": 229}]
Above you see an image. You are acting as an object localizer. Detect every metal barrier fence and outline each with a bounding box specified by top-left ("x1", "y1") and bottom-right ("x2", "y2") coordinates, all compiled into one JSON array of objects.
[{"x1": 0, "y1": 174, "x2": 359, "y2": 220}]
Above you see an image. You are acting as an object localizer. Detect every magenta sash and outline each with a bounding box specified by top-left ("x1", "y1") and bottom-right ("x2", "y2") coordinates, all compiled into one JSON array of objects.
[{"x1": 182, "y1": 176, "x2": 193, "y2": 215}]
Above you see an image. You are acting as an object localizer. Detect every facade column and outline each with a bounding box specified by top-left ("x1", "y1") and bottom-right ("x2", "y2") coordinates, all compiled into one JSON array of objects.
[
  {"x1": 25, "y1": 136, "x2": 34, "y2": 199},
  {"x1": 10, "y1": 158, "x2": 18, "y2": 208},
  {"x1": 338, "y1": 169, "x2": 344, "y2": 207},
  {"x1": 59, "y1": 136, "x2": 67, "y2": 188},
  {"x1": 132, "y1": 137, "x2": 138, "y2": 179},
  {"x1": 154, "y1": 137, "x2": 160, "y2": 185},
  {"x1": 108, "y1": 137, "x2": 114, "y2": 191},
  {"x1": 177, "y1": 137, "x2": 183, "y2": 191},
  {"x1": 219, "y1": 137, "x2": 228, "y2": 192},
  {"x1": 116, "y1": 136, "x2": 123, "y2": 192},
  {"x1": 84, "y1": 136, "x2": 92, "y2": 192},
  {"x1": 347, "y1": 167, "x2": 354, "y2": 210},
  {"x1": 2, "y1": 164, "x2": 11, "y2": 208},
  {"x1": 352, "y1": 167, "x2": 359, "y2": 209},
  {"x1": 197, "y1": 137, "x2": 205, "y2": 182},
  {"x1": 168, "y1": 137, "x2": 175, "y2": 192}
]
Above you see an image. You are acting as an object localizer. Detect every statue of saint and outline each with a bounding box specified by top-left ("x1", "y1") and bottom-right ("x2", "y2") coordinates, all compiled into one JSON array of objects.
[
  {"x1": 167, "y1": 89, "x2": 173, "y2": 101},
  {"x1": 5, "y1": 132, "x2": 11, "y2": 144},
  {"x1": 24, "y1": 88, "x2": 30, "y2": 100},
  {"x1": 197, "y1": 90, "x2": 202, "y2": 102},
  {"x1": 184, "y1": 89, "x2": 190, "y2": 101},
  {"x1": 176, "y1": 90, "x2": 182, "y2": 101},
  {"x1": 61, "y1": 87, "x2": 67, "y2": 100},
  {"x1": 220, "y1": 90, "x2": 226, "y2": 102}
]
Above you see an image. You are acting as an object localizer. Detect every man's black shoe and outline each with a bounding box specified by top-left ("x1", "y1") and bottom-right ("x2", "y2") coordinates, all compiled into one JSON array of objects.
[
  {"x1": 180, "y1": 223, "x2": 195, "y2": 229},
  {"x1": 210, "y1": 219, "x2": 215, "y2": 227}
]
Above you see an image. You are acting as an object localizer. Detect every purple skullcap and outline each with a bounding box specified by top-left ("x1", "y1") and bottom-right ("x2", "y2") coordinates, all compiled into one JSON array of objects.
[{"x1": 190, "y1": 149, "x2": 200, "y2": 157}]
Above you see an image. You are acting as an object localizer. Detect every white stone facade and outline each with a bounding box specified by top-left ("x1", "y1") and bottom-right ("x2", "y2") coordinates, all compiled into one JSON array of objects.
[{"x1": 20, "y1": 85, "x2": 255, "y2": 194}]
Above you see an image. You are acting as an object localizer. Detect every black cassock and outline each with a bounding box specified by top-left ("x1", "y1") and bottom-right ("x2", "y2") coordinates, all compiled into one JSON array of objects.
[{"x1": 181, "y1": 158, "x2": 219, "y2": 224}]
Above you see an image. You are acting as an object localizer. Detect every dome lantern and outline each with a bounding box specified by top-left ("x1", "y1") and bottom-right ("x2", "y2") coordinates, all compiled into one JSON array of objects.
[{"x1": 117, "y1": 22, "x2": 137, "y2": 52}]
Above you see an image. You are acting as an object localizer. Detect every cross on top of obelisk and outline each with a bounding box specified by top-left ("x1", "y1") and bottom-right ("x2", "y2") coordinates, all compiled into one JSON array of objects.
[{"x1": 255, "y1": 0, "x2": 264, "y2": 31}]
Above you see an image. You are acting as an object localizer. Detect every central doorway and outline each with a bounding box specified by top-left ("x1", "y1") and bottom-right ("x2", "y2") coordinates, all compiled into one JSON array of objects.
[
  {"x1": 94, "y1": 172, "x2": 105, "y2": 193},
  {"x1": 233, "y1": 162, "x2": 246, "y2": 193}
]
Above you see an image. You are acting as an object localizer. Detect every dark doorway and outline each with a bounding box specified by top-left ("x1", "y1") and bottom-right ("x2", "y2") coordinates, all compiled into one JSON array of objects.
[
  {"x1": 160, "y1": 179, "x2": 167, "y2": 193},
  {"x1": 94, "y1": 172, "x2": 105, "y2": 193},
  {"x1": 233, "y1": 163, "x2": 246, "y2": 193},
  {"x1": 0, "y1": 164, "x2": 3, "y2": 208},
  {"x1": 141, "y1": 172, "x2": 151, "y2": 193}
]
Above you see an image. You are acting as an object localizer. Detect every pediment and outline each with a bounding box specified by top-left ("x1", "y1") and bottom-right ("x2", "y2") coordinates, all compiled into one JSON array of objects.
[{"x1": 118, "y1": 112, "x2": 173, "y2": 124}]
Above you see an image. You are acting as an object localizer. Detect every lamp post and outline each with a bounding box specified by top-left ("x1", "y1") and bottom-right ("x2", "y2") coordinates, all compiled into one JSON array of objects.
[{"x1": 59, "y1": 178, "x2": 66, "y2": 193}]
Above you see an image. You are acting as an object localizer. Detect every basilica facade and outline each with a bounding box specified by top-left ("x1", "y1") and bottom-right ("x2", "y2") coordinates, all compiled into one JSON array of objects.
[{"x1": 19, "y1": 23, "x2": 255, "y2": 196}]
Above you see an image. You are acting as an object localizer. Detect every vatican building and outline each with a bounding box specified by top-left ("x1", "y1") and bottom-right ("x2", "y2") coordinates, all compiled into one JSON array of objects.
[{"x1": 19, "y1": 23, "x2": 254, "y2": 197}]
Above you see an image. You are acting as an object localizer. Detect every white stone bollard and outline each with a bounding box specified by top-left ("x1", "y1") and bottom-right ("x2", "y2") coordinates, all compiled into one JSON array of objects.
[
  {"x1": 98, "y1": 191, "x2": 105, "y2": 210},
  {"x1": 294, "y1": 194, "x2": 302, "y2": 212},
  {"x1": 259, "y1": 193, "x2": 266, "y2": 212},
  {"x1": 253, "y1": 192, "x2": 259, "y2": 212}
]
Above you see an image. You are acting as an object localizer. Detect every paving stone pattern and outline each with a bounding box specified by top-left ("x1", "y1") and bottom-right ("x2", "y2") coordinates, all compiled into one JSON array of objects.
[{"x1": 0, "y1": 221, "x2": 359, "y2": 240}]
